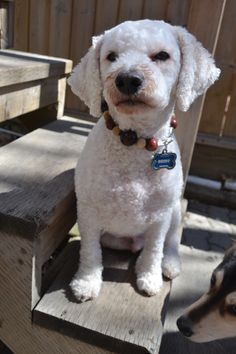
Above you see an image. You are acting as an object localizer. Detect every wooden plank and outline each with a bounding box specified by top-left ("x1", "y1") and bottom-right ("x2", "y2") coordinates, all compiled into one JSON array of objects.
[
  {"x1": 190, "y1": 143, "x2": 236, "y2": 180},
  {"x1": 0, "y1": 77, "x2": 62, "y2": 121},
  {"x1": 117, "y1": 0, "x2": 144, "y2": 23},
  {"x1": 0, "y1": 50, "x2": 72, "y2": 87},
  {"x1": 94, "y1": 0, "x2": 119, "y2": 35},
  {"x1": 49, "y1": 0, "x2": 73, "y2": 58},
  {"x1": 0, "y1": 117, "x2": 87, "y2": 237},
  {"x1": 223, "y1": 72, "x2": 236, "y2": 137},
  {"x1": 29, "y1": 0, "x2": 50, "y2": 55},
  {"x1": 185, "y1": 181, "x2": 236, "y2": 209},
  {"x1": 142, "y1": 0, "x2": 167, "y2": 20},
  {"x1": 175, "y1": 0, "x2": 226, "y2": 182},
  {"x1": 165, "y1": 0, "x2": 191, "y2": 26},
  {"x1": 0, "y1": 230, "x2": 113, "y2": 354},
  {"x1": 199, "y1": 0, "x2": 236, "y2": 137},
  {"x1": 0, "y1": 3, "x2": 9, "y2": 48},
  {"x1": 34, "y1": 239, "x2": 171, "y2": 354},
  {"x1": 13, "y1": 0, "x2": 29, "y2": 51},
  {"x1": 196, "y1": 132, "x2": 236, "y2": 150},
  {"x1": 6, "y1": 0, "x2": 14, "y2": 48},
  {"x1": 187, "y1": 0, "x2": 225, "y2": 52},
  {"x1": 67, "y1": 0, "x2": 96, "y2": 113}
]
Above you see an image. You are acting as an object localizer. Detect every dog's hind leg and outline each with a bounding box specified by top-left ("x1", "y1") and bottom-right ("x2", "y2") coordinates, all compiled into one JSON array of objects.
[
  {"x1": 70, "y1": 206, "x2": 103, "y2": 302},
  {"x1": 162, "y1": 200, "x2": 181, "y2": 279}
]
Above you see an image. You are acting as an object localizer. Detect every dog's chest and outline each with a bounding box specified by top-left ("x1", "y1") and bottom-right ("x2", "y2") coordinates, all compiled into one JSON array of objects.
[
  {"x1": 76, "y1": 121, "x2": 181, "y2": 222},
  {"x1": 105, "y1": 159, "x2": 173, "y2": 208}
]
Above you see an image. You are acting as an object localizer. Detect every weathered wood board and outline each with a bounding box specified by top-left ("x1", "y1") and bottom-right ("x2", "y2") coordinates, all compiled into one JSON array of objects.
[
  {"x1": 0, "y1": 116, "x2": 89, "y2": 237},
  {"x1": 34, "y1": 239, "x2": 171, "y2": 354},
  {"x1": 0, "y1": 116, "x2": 90, "y2": 307},
  {"x1": 0, "y1": 50, "x2": 72, "y2": 122},
  {"x1": 0, "y1": 49, "x2": 72, "y2": 87},
  {"x1": 0, "y1": 116, "x2": 116, "y2": 354}
]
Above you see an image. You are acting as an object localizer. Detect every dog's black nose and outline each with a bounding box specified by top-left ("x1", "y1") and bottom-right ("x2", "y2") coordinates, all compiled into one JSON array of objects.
[
  {"x1": 177, "y1": 316, "x2": 194, "y2": 338},
  {"x1": 115, "y1": 71, "x2": 144, "y2": 95}
]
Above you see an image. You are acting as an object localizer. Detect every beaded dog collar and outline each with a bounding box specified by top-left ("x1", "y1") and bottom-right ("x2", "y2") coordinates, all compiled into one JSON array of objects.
[{"x1": 103, "y1": 110, "x2": 177, "y2": 153}]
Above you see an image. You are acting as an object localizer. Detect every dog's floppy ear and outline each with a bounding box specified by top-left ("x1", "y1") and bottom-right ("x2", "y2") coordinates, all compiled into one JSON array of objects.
[
  {"x1": 67, "y1": 35, "x2": 103, "y2": 117},
  {"x1": 174, "y1": 26, "x2": 220, "y2": 112}
]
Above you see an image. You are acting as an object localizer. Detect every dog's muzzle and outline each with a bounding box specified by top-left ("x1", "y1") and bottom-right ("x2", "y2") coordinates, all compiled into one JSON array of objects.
[
  {"x1": 115, "y1": 70, "x2": 144, "y2": 95},
  {"x1": 176, "y1": 316, "x2": 194, "y2": 338}
]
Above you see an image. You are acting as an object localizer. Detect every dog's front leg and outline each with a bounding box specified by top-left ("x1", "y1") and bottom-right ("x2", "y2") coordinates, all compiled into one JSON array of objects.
[
  {"x1": 70, "y1": 209, "x2": 102, "y2": 302},
  {"x1": 135, "y1": 214, "x2": 171, "y2": 296}
]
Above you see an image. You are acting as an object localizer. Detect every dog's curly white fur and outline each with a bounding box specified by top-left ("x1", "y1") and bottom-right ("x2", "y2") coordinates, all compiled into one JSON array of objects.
[{"x1": 68, "y1": 20, "x2": 220, "y2": 302}]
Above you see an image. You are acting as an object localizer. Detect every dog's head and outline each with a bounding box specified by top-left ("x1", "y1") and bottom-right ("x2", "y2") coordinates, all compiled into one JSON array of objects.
[
  {"x1": 177, "y1": 243, "x2": 236, "y2": 342},
  {"x1": 68, "y1": 20, "x2": 220, "y2": 125}
]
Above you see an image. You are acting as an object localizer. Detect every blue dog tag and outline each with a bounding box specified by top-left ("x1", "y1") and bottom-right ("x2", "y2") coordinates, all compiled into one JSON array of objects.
[{"x1": 151, "y1": 151, "x2": 177, "y2": 170}]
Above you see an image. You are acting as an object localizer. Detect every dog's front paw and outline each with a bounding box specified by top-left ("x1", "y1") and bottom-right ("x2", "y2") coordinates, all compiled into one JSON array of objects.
[
  {"x1": 70, "y1": 276, "x2": 102, "y2": 302},
  {"x1": 136, "y1": 272, "x2": 163, "y2": 296},
  {"x1": 162, "y1": 254, "x2": 181, "y2": 280}
]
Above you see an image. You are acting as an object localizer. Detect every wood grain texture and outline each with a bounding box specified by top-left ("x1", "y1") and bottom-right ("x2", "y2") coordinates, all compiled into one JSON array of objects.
[
  {"x1": 117, "y1": 0, "x2": 143, "y2": 23},
  {"x1": 224, "y1": 73, "x2": 236, "y2": 137},
  {"x1": 94, "y1": 0, "x2": 119, "y2": 35},
  {"x1": 0, "y1": 230, "x2": 113, "y2": 354},
  {"x1": 0, "y1": 3, "x2": 9, "y2": 48},
  {"x1": 34, "y1": 239, "x2": 171, "y2": 354},
  {"x1": 49, "y1": 0, "x2": 73, "y2": 58},
  {"x1": 175, "y1": 0, "x2": 226, "y2": 181},
  {"x1": 0, "y1": 115, "x2": 115, "y2": 353},
  {"x1": 190, "y1": 143, "x2": 236, "y2": 180},
  {"x1": 199, "y1": 0, "x2": 236, "y2": 137},
  {"x1": 0, "y1": 50, "x2": 72, "y2": 87},
  {"x1": 165, "y1": 0, "x2": 190, "y2": 26},
  {"x1": 142, "y1": 0, "x2": 167, "y2": 20},
  {"x1": 185, "y1": 181, "x2": 236, "y2": 209},
  {"x1": 13, "y1": 0, "x2": 30, "y2": 51},
  {"x1": 29, "y1": 0, "x2": 50, "y2": 54},
  {"x1": 0, "y1": 77, "x2": 59, "y2": 121},
  {"x1": 66, "y1": 0, "x2": 96, "y2": 112},
  {"x1": 196, "y1": 132, "x2": 236, "y2": 150},
  {"x1": 12, "y1": 0, "x2": 231, "y2": 147},
  {"x1": 0, "y1": 50, "x2": 72, "y2": 121},
  {"x1": 0, "y1": 117, "x2": 87, "y2": 236}
]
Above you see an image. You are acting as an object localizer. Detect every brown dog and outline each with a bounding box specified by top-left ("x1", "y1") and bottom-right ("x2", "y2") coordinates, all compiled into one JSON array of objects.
[{"x1": 177, "y1": 243, "x2": 236, "y2": 342}]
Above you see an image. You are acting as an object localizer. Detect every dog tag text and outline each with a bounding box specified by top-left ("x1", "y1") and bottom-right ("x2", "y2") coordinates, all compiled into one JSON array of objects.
[{"x1": 151, "y1": 151, "x2": 177, "y2": 170}]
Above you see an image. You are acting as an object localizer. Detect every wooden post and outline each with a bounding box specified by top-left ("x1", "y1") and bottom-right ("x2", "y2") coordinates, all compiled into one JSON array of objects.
[{"x1": 175, "y1": 0, "x2": 226, "y2": 181}]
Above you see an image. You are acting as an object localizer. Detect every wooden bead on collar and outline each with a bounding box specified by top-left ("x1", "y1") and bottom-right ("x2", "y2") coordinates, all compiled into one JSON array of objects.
[
  {"x1": 146, "y1": 138, "x2": 158, "y2": 151},
  {"x1": 102, "y1": 110, "x2": 176, "y2": 153},
  {"x1": 120, "y1": 130, "x2": 138, "y2": 146}
]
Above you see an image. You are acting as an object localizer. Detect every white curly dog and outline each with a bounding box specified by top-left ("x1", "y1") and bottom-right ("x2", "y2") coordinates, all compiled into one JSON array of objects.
[{"x1": 68, "y1": 20, "x2": 220, "y2": 302}]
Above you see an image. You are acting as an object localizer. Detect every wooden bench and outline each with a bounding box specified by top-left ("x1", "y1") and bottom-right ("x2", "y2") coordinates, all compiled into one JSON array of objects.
[{"x1": 0, "y1": 116, "x2": 179, "y2": 354}]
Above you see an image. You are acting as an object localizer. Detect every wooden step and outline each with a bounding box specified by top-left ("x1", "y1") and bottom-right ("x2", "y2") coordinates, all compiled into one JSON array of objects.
[
  {"x1": 0, "y1": 116, "x2": 90, "y2": 308},
  {"x1": 33, "y1": 199, "x2": 186, "y2": 353},
  {"x1": 34, "y1": 238, "x2": 171, "y2": 354}
]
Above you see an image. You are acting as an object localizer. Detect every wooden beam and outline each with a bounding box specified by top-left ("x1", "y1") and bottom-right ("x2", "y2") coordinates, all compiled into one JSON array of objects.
[{"x1": 175, "y1": 0, "x2": 226, "y2": 182}]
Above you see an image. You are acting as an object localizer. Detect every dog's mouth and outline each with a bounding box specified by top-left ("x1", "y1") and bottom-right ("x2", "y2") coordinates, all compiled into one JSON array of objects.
[
  {"x1": 115, "y1": 98, "x2": 153, "y2": 110},
  {"x1": 117, "y1": 99, "x2": 144, "y2": 106}
]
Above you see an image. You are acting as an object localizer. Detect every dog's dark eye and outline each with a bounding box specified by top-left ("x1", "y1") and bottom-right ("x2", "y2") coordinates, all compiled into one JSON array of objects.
[
  {"x1": 106, "y1": 52, "x2": 118, "y2": 62},
  {"x1": 152, "y1": 51, "x2": 170, "y2": 61},
  {"x1": 228, "y1": 305, "x2": 236, "y2": 316},
  {"x1": 210, "y1": 273, "x2": 216, "y2": 288}
]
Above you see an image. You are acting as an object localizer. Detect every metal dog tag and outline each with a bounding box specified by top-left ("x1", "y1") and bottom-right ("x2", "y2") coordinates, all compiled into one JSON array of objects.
[{"x1": 151, "y1": 150, "x2": 177, "y2": 170}]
